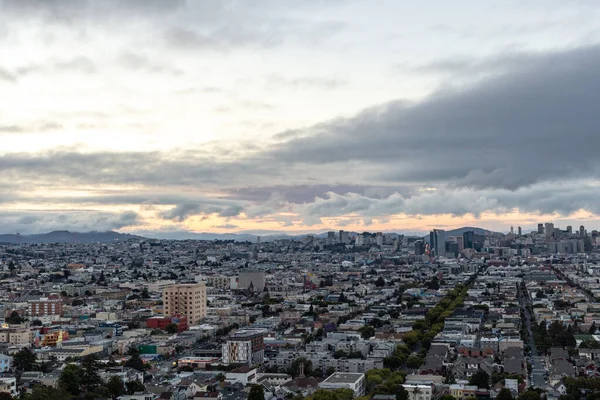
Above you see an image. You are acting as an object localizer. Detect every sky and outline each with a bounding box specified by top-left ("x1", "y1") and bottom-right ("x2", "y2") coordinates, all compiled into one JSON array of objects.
[{"x1": 2, "y1": 0, "x2": 600, "y2": 236}]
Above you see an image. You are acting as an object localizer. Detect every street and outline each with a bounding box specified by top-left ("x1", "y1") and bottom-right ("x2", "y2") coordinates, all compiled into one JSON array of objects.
[{"x1": 518, "y1": 283, "x2": 547, "y2": 389}]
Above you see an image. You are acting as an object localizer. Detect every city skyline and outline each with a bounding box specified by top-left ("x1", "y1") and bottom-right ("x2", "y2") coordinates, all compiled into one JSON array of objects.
[{"x1": 3, "y1": 1, "x2": 600, "y2": 234}]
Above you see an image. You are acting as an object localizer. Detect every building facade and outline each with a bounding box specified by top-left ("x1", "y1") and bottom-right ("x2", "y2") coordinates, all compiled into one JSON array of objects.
[
  {"x1": 222, "y1": 330, "x2": 265, "y2": 365},
  {"x1": 162, "y1": 283, "x2": 207, "y2": 324}
]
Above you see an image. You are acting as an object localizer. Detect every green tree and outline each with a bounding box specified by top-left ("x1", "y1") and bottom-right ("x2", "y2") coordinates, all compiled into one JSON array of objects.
[
  {"x1": 383, "y1": 356, "x2": 403, "y2": 371},
  {"x1": 81, "y1": 355, "x2": 102, "y2": 392},
  {"x1": 14, "y1": 347, "x2": 36, "y2": 371},
  {"x1": 126, "y1": 380, "x2": 146, "y2": 395},
  {"x1": 5, "y1": 311, "x2": 23, "y2": 324},
  {"x1": 125, "y1": 348, "x2": 145, "y2": 371},
  {"x1": 406, "y1": 355, "x2": 424, "y2": 369},
  {"x1": 27, "y1": 386, "x2": 73, "y2": 400},
  {"x1": 141, "y1": 288, "x2": 150, "y2": 299},
  {"x1": 59, "y1": 364, "x2": 84, "y2": 396},
  {"x1": 397, "y1": 386, "x2": 409, "y2": 400},
  {"x1": 497, "y1": 388, "x2": 514, "y2": 400},
  {"x1": 248, "y1": 385, "x2": 265, "y2": 400},
  {"x1": 376, "y1": 277, "x2": 386, "y2": 287},
  {"x1": 32, "y1": 319, "x2": 43, "y2": 326},
  {"x1": 0, "y1": 393, "x2": 13, "y2": 400},
  {"x1": 469, "y1": 370, "x2": 490, "y2": 389},
  {"x1": 290, "y1": 357, "x2": 312, "y2": 377},
  {"x1": 326, "y1": 367, "x2": 336, "y2": 376},
  {"x1": 439, "y1": 396, "x2": 455, "y2": 400},
  {"x1": 306, "y1": 389, "x2": 354, "y2": 400},
  {"x1": 165, "y1": 323, "x2": 179, "y2": 334},
  {"x1": 359, "y1": 325, "x2": 375, "y2": 340},
  {"x1": 106, "y1": 376, "x2": 126, "y2": 399},
  {"x1": 518, "y1": 390, "x2": 541, "y2": 400}
]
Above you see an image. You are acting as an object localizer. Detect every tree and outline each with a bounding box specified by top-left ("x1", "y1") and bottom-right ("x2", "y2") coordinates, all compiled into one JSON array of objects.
[
  {"x1": 165, "y1": 323, "x2": 179, "y2": 334},
  {"x1": 248, "y1": 385, "x2": 265, "y2": 400},
  {"x1": 291, "y1": 357, "x2": 312, "y2": 377},
  {"x1": 27, "y1": 386, "x2": 73, "y2": 400},
  {"x1": 107, "y1": 376, "x2": 126, "y2": 399},
  {"x1": 0, "y1": 393, "x2": 13, "y2": 400},
  {"x1": 59, "y1": 364, "x2": 84, "y2": 396},
  {"x1": 518, "y1": 390, "x2": 541, "y2": 400},
  {"x1": 439, "y1": 396, "x2": 455, "y2": 400},
  {"x1": 397, "y1": 386, "x2": 409, "y2": 400},
  {"x1": 81, "y1": 355, "x2": 102, "y2": 392},
  {"x1": 406, "y1": 355, "x2": 424, "y2": 369},
  {"x1": 126, "y1": 380, "x2": 145, "y2": 395},
  {"x1": 125, "y1": 347, "x2": 145, "y2": 371},
  {"x1": 326, "y1": 367, "x2": 336, "y2": 376},
  {"x1": 32, "y1": 319, "x2": 42, "y2": 326},
  {"x1": 141, "y1": 288, "x2": 150, "y2": 299},
  {"x1": 5, "y1": 311, "x2": 23, "y2": 325},
  {"x1": 383, "y1": 356, "x2": 403, "y2": 371},
  {"x1": 376, "y1": 277, "x2": 386, "y2": 287},
  {"x1": 306, "y1": 389, "x2": 354, "y2": 400},
  {"x1": 469, "y1": 370, "x2": 490, "y2": 389},
  {"x1": 14, "y1": 347, "x2": 36, "y2": 371},
  {"x1": 359, "y1": 325, "x2": 375, "y2": 340},
  {"x1": 444, "y1": 372, "x2": 456, "y2": 384},
  {"x1": 497, "y1": 388, "x2": 514, "y2": 400}
]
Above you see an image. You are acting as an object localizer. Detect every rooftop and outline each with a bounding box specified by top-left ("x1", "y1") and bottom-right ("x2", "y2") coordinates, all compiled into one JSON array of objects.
[{"x1": 322, "y1": 373, "x2": 364, "y2": 384}]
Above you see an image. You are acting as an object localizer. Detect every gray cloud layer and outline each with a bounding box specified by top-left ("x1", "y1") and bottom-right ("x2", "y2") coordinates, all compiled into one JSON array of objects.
[{"x1": 2, "y1": 43, "x2": 600, "y2": 230}]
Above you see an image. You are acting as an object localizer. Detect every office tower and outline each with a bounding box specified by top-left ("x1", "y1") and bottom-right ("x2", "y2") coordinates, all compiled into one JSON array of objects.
[
  {"x1": 510, "y1": 226, "x2": 514, "y2": 234},
  {"x1": 537, "y1": 224, "x2": 544, "y2": 234},
  {"x1": 222, "y1": 329, "x2": 265, "y2": 365},
  {"x1": 376, "y1": 232, "x2": 383, "y2": 246},
  {"x1": 339, "y1": 230, "x2": 349, "y2": 244},
  {"x1": 566, "y1": 226, "x2": 572, "y2": 235},
  {"x1": 238, "y1": 270, "x2": 266, "y2": 292},
  {"x1": 518, "y1": 226, "x2": 522, "y2": 236},
  {"x1": 463, "y1": 230, "x2": 474, "y2": 249},
  {"x1": 545, "y1": 222, "x2": 554, "y2": 238},
  {"x1": 580, "y1": 225, "x2": 586, "y2": 237},
  {"x1": 414, "y1": 240, "x2": 425, "y2": 256},
  {"x1": 429, "y1": 229, "x2": 446, "y2": 257},
  {"x1": 257, "y1": 236, "x2": 261, "y2": 245},
  {"x1": 355, "y1": 234, "x2": 364, "y2": 246},
  {"x1": 163, "y1": 283, "x2": 207, "y2": 324}
]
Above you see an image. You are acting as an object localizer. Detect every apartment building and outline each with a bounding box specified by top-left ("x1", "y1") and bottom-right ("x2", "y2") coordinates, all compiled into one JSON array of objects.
[
  {"x1": 162, "y1": 283, "x2": 207, "y2": 324},
  {"x1": 222, "y1": 329, "x2": 265, "y2": 365}
]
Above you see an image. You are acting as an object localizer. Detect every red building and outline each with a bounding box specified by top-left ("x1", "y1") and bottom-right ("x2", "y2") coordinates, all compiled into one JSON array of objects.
[{"x1": 146, "y1": 315, "x2": 188, "y2": 332}]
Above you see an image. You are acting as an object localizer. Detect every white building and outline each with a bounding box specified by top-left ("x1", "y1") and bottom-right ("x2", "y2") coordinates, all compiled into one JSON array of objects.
[
  {"x1": 319, "y1": 373, "x2": 365, "y2": 397},
  {"x1": 402, "y1": 384, "x2": 433, "y2": 400}
]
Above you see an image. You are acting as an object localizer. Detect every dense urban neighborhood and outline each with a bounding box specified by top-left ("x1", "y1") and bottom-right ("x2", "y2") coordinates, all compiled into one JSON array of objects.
[{"x1": 0, "y1": 224, "x2": 600, "y2": 400}]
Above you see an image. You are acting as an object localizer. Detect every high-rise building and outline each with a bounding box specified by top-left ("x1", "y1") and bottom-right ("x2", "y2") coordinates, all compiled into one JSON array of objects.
[
  {"x1": 339, "y1": 230, "x2": 349, "y2": 244},
  {"x1": 429, "y1": 229, "x2": 446, "y2": 257},
  {"x1": 463, "y1": 230, "x2": 474, "y2": 249},
  {"x1": 376, "y1": 232, "x2": 383, "y2": 246},
  {"x1": 222, "y1": 329, "x2": 265, "y2": 365},
  {"x1": 566, "y1": 226, "x2": 573, "y2": 235},
  {"x1": 518, "y1": 226, "x2": 522, "y2": 236},
  {"x1": 355, "y1": 234, "x2": 364, "y2": 246},
  {"x1": 537, "y1": 224, "x2": 544, "y2": 234},
  {"x1": 163, "y1": 283, "x2": 207, "y2": 325},
  {"x1": 545, "y1": 222, "x2": 555, "y2": 238},
  {"x1": 510, "y1": 226, "x2": 514, "y2": 235},
  {"x1": 580, "y1": 225, "x2": 586, "y2": 237},
  {"x1": 414, "y1": 240, "x2": 425, "y2": 256}
]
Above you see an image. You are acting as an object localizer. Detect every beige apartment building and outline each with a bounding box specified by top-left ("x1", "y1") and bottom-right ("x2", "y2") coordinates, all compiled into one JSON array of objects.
[{"x1": 162, "y1": 283, "x2": 207, "y2": 324}]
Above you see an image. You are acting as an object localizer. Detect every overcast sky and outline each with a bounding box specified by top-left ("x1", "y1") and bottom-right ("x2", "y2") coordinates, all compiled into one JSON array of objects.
[{"x1": 2, "y1": 0, "x2": 600, "y2": 236}]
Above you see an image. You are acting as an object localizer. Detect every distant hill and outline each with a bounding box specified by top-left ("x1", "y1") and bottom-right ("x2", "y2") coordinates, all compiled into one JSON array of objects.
[{"x1": 0, "y1": 230, "x2": 144, "y2": 244}]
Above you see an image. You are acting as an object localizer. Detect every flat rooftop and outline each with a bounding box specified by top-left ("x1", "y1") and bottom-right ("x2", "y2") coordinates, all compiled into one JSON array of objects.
[{"x1": 323, "y1": 373, "x2": 363, "y2": 384}]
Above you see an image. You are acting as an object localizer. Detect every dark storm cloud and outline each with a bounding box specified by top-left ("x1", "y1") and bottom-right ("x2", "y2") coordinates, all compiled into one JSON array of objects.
[
  {"x1": 160, "y1": 203, "x2": 243, "y2": 222},
  {"x1": 267, "y1": 44, "x2": 600, "y2": 190}
]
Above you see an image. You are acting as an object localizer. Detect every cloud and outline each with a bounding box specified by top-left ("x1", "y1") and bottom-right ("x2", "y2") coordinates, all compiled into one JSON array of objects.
[
  {"x1": 159, "y1": 203, "x2": 244, "y2": 222},
  {"x1": 0, "y1": 210, "x2": 142, "y2": 234},
  {"x1": 214, "y1": 224, "x2": 238, "y2": 230}
]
